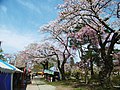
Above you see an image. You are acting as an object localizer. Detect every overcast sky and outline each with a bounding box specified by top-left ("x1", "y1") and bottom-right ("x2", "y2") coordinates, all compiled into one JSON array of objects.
[{"x1": 0, "y1": 0, "x2": 62, "y2": 54}]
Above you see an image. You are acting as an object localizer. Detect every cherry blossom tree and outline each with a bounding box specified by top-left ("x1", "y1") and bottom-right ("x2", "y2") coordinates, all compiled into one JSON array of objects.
[
  {"x1": 15, "y1": 51, "x2": 29, "y2": 67},
  {"x1": 40, "y1": 20, "x2": 74, "y2": 80},
  {"x1": 17, "y1": 39, "x2": 71, "y2": 80},
  {"x1": 21, "y1": 43, "x2": 53, "y2": 70},
  {"x1": 57, "y1": 0, "x2": 120, "y2": 87}
]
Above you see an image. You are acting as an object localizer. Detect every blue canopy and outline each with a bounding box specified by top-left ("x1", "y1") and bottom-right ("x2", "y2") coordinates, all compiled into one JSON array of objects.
[
  {"x1": 44, "y1": 69, "x2": 54, "y2": 75},
  {"x1": 0, "y1": 59, "x2": 23, "y2": 73},
  {"x1": 50, "y1": 66, "x2": 58, "y2": 72}
]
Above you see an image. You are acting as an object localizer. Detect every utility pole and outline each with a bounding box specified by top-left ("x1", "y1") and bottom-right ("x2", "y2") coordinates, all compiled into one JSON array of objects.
[
  {"x1": 0, "y1": 41, "x2": 3, "y2": 59},
  {"x1": 0, "y1": 41, "x2": 2, "y2": 50},
  {"x1": 117, "y1": 2, "x2": 120, "y2": 18}
]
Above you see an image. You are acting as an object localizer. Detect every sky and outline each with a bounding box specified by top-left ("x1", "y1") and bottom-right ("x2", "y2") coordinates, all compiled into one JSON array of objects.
[{"x1": 0, "y1": 0, "x2": 62, "y2": 54}]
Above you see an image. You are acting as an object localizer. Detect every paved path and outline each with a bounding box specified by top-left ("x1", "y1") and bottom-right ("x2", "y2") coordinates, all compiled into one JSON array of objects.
[{"x1": 26, "y1": 76, "x2": 56, "y2": 90}]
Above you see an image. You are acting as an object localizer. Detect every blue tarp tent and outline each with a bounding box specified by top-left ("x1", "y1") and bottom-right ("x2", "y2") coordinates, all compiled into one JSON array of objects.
[
  {"x1": 0, "y1": 60, "x2": 23, "y2": 90},
  {"x1": 0, "y1": 73, "x2": 11, "y2": 90}
]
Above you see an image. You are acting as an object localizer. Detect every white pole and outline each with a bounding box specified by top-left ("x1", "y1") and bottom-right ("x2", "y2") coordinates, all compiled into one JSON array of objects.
[
  {"x1": 14, "y1": 55, "x2": 17, "y2": 66},
  {"x1": 11, "y1": 73, "x2": 13, "y2": 90}
]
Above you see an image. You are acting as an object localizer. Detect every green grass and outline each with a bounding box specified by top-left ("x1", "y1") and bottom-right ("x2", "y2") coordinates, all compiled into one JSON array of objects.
[
  {"x1": 40, "y1": 77, "x2": 120, "y2": 90},
  {"x1": 41, "y1": 78, "x2": 89, "y2": 90},
  {"x1": 74, "y1": 88, "x2": 88, "y2": 90}
]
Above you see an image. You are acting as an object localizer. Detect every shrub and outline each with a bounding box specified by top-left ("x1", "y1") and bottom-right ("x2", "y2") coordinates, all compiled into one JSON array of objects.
[
  {"x1": 65, "y1": 71, "x2": 71, "y2": 79},
  {"x1": 72, "y1": 69, "x2": 81, "y2": 79},
  {"x1": 111, "y1": 75, "x2": 120, "y2": 86}
]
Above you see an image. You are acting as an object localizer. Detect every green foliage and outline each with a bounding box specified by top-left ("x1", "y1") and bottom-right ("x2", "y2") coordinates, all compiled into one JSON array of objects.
[
  {"x1": 48, "y1": 63, "x2": 54, "y2": 69},
  {"x1": 65, "y1": 71, "x2": 71, "y2": 79},
  {"x1": 0, "y1": 54, "x2": 4, "y2": 59},
  {"x1": 74, "y1": 88, "x2": 88, "y2": 90},
  {"x1": 113, "y1": 49, "x2": 120, "y2": 53},
  {"x1": 104, "y1": 29, "x2": 111, "y2": 33},
  {"x1": 73, "y1": 23, "x2": 85, "y2": 33},
  {"x1": 0, "y1": 48, "x2": 2, "y2": 53},
  {"x1": 111, "y1": 75, "x2": 120, "y2": 86},
  {"x1": 72, "y1": 69, "x2": 81, "y2": 79},
  {"x1": 32, "y1": 64, "x2": 42, "y2": 72},
  {"x1": 88, "y1": 73, "x2": 99, "y2": 84},
  {"x1": 0, "y1": 48, "x2": 4, "y2": 60}
]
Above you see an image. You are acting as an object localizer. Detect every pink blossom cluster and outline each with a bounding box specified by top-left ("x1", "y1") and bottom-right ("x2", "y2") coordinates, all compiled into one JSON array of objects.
[{"x1": 68, "y1": 26, "x2": 99, "y2": 47}]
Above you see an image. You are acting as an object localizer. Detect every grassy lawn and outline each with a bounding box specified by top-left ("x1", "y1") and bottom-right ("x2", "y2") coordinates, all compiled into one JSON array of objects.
[
  {"x1": 40, "y1": 78, "x2": 89, "y2": 90},
  {"x1": 40, "y1": 77, "x2": 120, "y2": 90}
]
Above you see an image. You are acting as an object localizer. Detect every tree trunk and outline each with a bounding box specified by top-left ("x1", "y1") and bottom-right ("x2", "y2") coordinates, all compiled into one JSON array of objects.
[
  {"x1": 41, "y1": 61, "x2": 48, "y2": 70},
  {"x1": 61, "y1": 64, "x2": 66, "y2": 80},
  {"x1": 57, "y1": 57, "x2": 66, "y2": 80},
  {"x1": 57, "y1": 61, "x2": 66, "y2": 80},
  {"x1": 98, "y1": 32, "x2": 118, "y2": 88},
  {"x1": 99, "y1": 55, "x2": 113, "y2": 88},
  {"x1": 41, "y1": 63, "x2": 45, "y2": 70},
  {"x1": 45, "y1": 60, "x2": 48, "y2": 69},
  {"x1": 41, "y1": 61, "x2": 49, "y2": 80},
  {"x1": 58, "y1": 68, "x2": 66, "y2": 80},
  {"x1": 90, "y1": 59, "x2": 94, "y2": 78}
]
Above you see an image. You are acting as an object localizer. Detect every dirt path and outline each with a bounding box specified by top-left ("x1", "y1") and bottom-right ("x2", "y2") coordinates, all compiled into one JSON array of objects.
[
  {"x1": 27, "y1": 76, "x2": 73, "y2": 90},
  {"x1": 27, "y1": 76, "x2": 56, "y2": 90}
]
